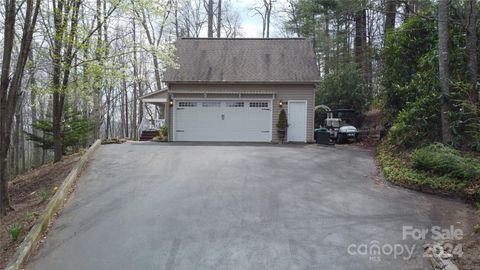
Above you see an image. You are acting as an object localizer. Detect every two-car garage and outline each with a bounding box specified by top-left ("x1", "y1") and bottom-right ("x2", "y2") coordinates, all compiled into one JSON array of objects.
[
  {"x1": 173, "y1": 100, "x2": 272, "y2": 142},
  {"x1": 162, "y1": 38, "x2": 319, "y2": 143}
]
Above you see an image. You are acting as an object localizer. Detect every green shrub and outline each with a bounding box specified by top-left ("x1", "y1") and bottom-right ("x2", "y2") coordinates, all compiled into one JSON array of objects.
[
  {"x1": 39, "y1": 190, "x2": 49, "y2": 203},
  {"x1": 387, "y1": 93, "x2": 441, "y2": 148},
  {"x1": 7, "y1": 224, "x2": 22, "y2": 241},
  {"x1": 277, "y1": 109, "x2": 288, "y2": 130},
  {"x1": 25, "y1": 106, "x2": 94, "y2": 153},
  {"x1": 24, "y1": 212, "x2": 35, "y2": 223},
  {"x1": 411, "y1": 144, "x2": 480, "y2": 181},
  {"x1": 474, "y1": 224, "x2": 480, "y2": 234},
  {"x1": 153, "y1": 125, "x2": 169, "y2": 142},
  {"x1": 378, "y1": 142, "x2": 471, "y2": 192},
  {"x1": 316, "y1": 62, "x2": 370, "y2": 112},
  {"x1": 277, "y1": 109, "x2": 288, "y2": 143},
  {"x1": 449, "y1": 81, "x2": 480, "y2": 151},
  {"x1": 160, "y1": 125, "x2": 168, "y2": 138},
  {"x1": 475, "y1": 201, "x2": 480, "y2": 210}
]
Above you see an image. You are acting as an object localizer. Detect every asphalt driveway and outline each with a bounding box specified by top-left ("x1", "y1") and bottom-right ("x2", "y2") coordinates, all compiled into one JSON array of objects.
[{"x1": 27, "y1": 142, "x2": 477, "y2": 270}]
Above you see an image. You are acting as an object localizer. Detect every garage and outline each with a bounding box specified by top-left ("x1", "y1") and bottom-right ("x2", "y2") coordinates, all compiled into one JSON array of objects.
[
  {"x1": 173, "y1": 100, "x2": 272, "y2": 142},
  {"x1": 161, "y1": 38, "x2": 319, "y2": 143}
]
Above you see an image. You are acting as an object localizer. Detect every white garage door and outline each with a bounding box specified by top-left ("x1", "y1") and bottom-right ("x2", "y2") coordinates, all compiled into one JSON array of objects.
[{"x1": 174, "y1": 100, "x2": 272, "y2": 142}]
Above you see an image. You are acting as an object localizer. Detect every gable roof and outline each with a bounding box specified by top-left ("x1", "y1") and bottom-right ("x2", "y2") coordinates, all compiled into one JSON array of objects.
[{"x1": 164, "y1": 38, "x2": 319, "y2": 84}]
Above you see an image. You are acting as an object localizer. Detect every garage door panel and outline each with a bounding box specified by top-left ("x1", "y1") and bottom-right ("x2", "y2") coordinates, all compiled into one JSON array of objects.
[{"x1": 174, "y1": 100, "x2": 271, "y2": 142}]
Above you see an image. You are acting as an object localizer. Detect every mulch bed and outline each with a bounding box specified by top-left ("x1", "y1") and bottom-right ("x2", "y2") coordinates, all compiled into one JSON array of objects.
[{"x1": 0, "y1": 155, "x2": 79, "y2": 269}]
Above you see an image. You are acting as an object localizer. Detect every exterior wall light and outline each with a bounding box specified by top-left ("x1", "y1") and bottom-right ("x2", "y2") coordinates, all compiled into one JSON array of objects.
[
  {"x1": 169, "y1": 100, "x2": 173, "y2": 106},
  {"x1": 279, "y1": 100, "x2": 283, "y2": 107}
]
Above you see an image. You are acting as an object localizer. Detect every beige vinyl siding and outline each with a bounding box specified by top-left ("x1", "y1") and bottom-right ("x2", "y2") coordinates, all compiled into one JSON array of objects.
[{"x1": 167, "y1": 84, "x2": 315, "y2": 143}]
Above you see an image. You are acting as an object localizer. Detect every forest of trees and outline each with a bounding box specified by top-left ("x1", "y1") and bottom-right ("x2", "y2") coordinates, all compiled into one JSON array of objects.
[
  {"x1": 1, "y1": 0, "x2": 480, "y2": 216},
  {"x1": 283, "y1": 0, "x2": 479, "y2": 151},
  {"x1": 0, "y1": 0, "x2": 242, "y2": 216}
]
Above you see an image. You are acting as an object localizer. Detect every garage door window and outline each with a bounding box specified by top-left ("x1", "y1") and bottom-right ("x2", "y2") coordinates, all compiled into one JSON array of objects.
[
  {"x1": 249, "y1": 102, "x2": 269, "y2": 108},
  {"x1": 226, "y1": 101, "x2": 244, "y2": 107},
  {"x1": 202, "y1": 101, "x2": 221, "y2": 107},
  {"x1": 178, "y1": 101, "x2": 197, "y2": 107}
]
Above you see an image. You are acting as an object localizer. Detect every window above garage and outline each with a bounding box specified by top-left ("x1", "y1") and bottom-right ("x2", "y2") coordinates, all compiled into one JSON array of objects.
[
  {"x1": 249, "y1": 102, "x2": 269, "y2": 108},
  {"x1": 226, "y1": 101, "x2": 245, "y2": 107},
  {"x1": 178, "y1": 101, "x2": 198, "y2": 107}
]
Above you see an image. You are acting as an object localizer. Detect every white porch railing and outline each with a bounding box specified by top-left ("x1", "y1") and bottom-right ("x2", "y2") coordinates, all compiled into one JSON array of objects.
[{"x1": 138, "y1": 118, "x2": 166, "y2": 139}]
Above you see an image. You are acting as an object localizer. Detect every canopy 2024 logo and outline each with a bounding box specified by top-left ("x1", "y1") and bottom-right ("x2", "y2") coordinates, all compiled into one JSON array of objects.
[{"x1": 347, "y1": 226, "x2": 464, "y2": 262}]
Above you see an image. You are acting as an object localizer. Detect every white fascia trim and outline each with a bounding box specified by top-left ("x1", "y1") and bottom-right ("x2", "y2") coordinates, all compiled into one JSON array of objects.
[
  {"x1": 142, "y1": 98, "x2": 167, "y2": 103},
  {"x1": 174, "y1": 97, "x2": 274, "y2": 101}
]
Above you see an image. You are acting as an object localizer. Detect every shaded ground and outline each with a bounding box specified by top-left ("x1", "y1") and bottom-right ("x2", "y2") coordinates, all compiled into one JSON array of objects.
[
  {"x1": 376, "y1": 142, "x2": 480, "y2": 269},
  {"x1": 27, "y1": 142, "x2": 478, "y2": 270},
  {"x1": 0, "y1": 155, "x2": 79, "y2": 269},
  {"x1": 453, "y1": 232, "x2": 480, "y2": 270}
]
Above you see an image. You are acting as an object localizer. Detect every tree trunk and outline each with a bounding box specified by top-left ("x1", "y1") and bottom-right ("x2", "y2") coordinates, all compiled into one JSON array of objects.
[
  {"x1": 132, "y1": 20, "x2": 138, "y2": 139},
  {"x1": 404, "y1": 0, "x2": 415, "y2": 20},
  {"x1": 354, "y1": 5, "x2": 369, "y2": 89},
  {"x1": 123, "y1": 78, "x2": 129, "y2": 138},
  {"x1": 355, "y1": 8, "x2": 367, "y2": 72},
  {"x1": 93, "y1": 0, "x2": 104, "y2": 140},
  {"x1": 14, "y1": 109, "x2": 21, "y2": 175},
  {"x1": 52, "y1": 0, "x2": 82, "y2": 162},
  {"x1": 175, "y1": 2, "x2": 180, "y2": 37},
  {"x1": 52, "y1": 0, "x2": 67, "y2": 163},
  {"x1": 29, "y1": 52, "x2": 41, "y2": 167},
  {"x1": 384, "y1": 0, "x2": 397, "y2": 40},
  {"x1": 208, "y1": 0, "x2": 214, "y2": 37},
  {"x1": 324, "y1": 15, "x2": 330, "y2": 75},
  {"x1": 0, "y1": 0, "x2": 41, "y2": 216},
  {"x1": 438, "y1": 0, "x2": 452, "y2": 143},
  {"x1": 19, "y1": 108, "x2": 25, "y2": 172},
  {"x1": 217, "y1": 0, "x2": 222, "y2": 37},
  {"x1": 138, "y1": 67, "x2": 147, "y2": 127},
  {"x1": 105, "y1": 87, "x2": 112, "y2": 138},
  {"x1": 466, "y1": 0, "x2": 478, "y2": 104},
  {"x1": 265, "y1": 0, "x2": 272, "y2": 38}
]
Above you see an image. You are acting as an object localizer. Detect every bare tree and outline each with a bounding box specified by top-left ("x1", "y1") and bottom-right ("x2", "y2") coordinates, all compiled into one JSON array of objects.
[
  {"x1": 51, "y1": 0, "x2": 83, "y2": 162},
  {"x1": 0, "y1": 0, "x2": 41, "y2": 216},
  {"x1": 179, "y1": 0, "x2": 206, "y2": 37},
  {"x1": 131, "y1": 0, "x2": 172, "y2": 91},
  {"x1": 222, "y1": 0, "x2": 241, "y2": 38},
  {"x1": 252, "y1": 0, "x2": 275, "y2": 38}
]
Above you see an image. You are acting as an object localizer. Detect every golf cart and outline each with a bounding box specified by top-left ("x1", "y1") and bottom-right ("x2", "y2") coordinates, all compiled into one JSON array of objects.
[{"x1": 315, "y1": 106, "x2": 360, "y2": 144}]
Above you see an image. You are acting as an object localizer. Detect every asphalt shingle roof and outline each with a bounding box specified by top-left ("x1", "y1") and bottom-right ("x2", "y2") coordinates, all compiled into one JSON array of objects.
[{"x1": 164, "y1": 38, "x2": 319, "y2": 83}]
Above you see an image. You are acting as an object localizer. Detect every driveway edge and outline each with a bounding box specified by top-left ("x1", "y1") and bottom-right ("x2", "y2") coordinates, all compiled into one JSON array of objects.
[{"x1": 4, "y1": 140, "x2": 101, "y2": 270}]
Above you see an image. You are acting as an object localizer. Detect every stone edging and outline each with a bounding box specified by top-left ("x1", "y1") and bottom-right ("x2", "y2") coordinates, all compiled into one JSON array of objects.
[
  {"x1": 428, "y1": 243, "x2": 459, "y2": 270},
  {"x1": 4, "y1": 140, "x2": 101, "y2": 270}
]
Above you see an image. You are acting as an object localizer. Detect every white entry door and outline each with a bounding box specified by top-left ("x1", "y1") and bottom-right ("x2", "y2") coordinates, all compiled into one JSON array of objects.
[
  {"x1": 287, "y1": 101, "x2": 307, "y2": 142},
  {"x1": 174, "y1": 100, "x2": 272, "y2": 142}
]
